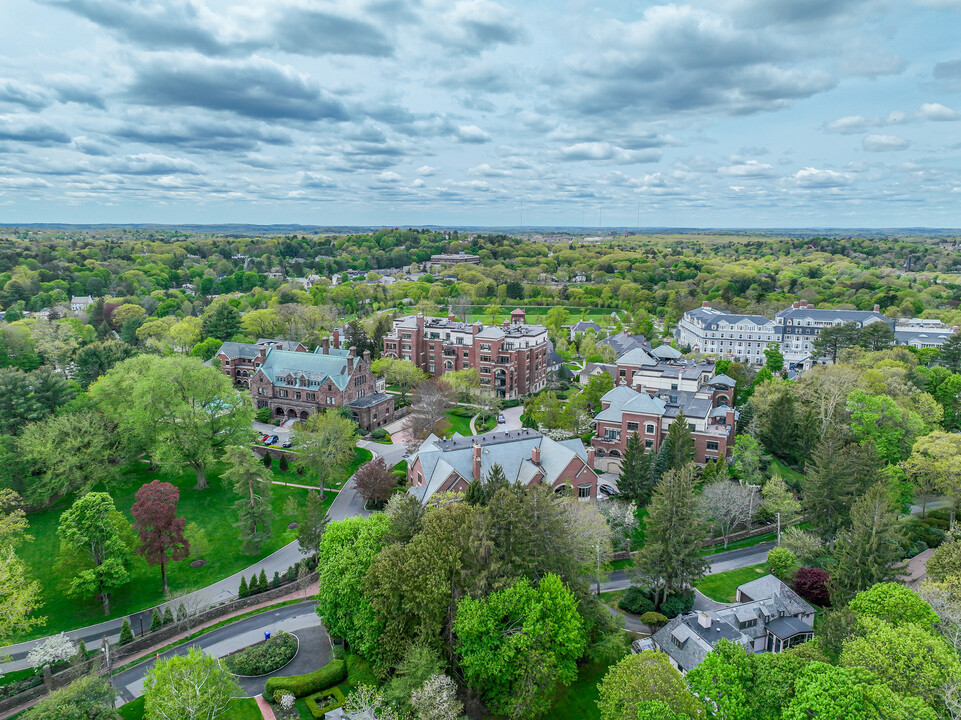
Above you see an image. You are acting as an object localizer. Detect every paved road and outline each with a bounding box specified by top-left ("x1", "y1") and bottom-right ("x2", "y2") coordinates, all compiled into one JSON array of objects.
[
  {"x1": 110, "y1": 600, "x2": 328, "y2": 702},
  {"x1": 327, "y1": 440, "x2": 406, "y2": 522},
  {"x1": 597, "y1": 541, "x2": 775, "y2": 593}
]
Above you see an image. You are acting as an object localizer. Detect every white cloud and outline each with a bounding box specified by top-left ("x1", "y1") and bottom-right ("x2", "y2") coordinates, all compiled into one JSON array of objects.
[
  {"x1": 792, "y1": 167, "x2": 853, "y2": 187},
  {"x1": 717, "y1": 160, "x2": 776, "y2": 177},
  {"x1": 918, "y1": 102, "x2": 959, "y2": 121},
  {"x1": 863, "y1": 134, "x2": 910, "y2": 151}
]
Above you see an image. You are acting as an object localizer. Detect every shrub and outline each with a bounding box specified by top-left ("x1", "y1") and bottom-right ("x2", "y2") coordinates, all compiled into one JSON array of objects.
[
  {"x1": 263, "y1": 454, "x2": 272, "y2": 468},
  {"x1": 345, "y1": 653, "x2": 378, "y2": 688},
  {"x1": 640, "y1": 612, "x2": 669, "y2": 631},
  {"x1": 660, "y1": 592, "x2": 695, "y2": 618},
  {"x1": 279, "y1": 454, "x2": 289, "y2": 472},
  {"x1": 248, "y1": 574, "x2": 259, "y2": 595},
  {"x1": 256, "y1": 406, "x2": 273, "y2": 423},
  {"x1": 149, "y1": 609, "x2": 162, "y2": 633},
  {"x1": 163, "y1": 606, "x2": 174, "y2": 625},
  {"x1": 793, "y1": 567, "x2": 831, "y2": 607},
  {"x1": 305, "y1": 687, "x2": 346, "y2": 719},
  {"x1": 371, "y1": 428, "x2": 388, "y2": 440},
  {"x1": 222, "y1": 631, "x2": 298, "y2": 676},
  {"x1": 618, "y1": 587, "x2": 654, "y2": 615},
  {"x1": 264, "y1": 659, "x2": 348, "y2": 698},
  {"x1": 331, "y1": 645, "x2": 345, "y2": 660},
  {"x1": 767, "y1": 547, "x2": 798, "y2": 579},
  {"x1": 119, "y1": 618, "x2": 134, "y2": 646},
  {"x1": 273, "y1": 571, "x2": 281, "y2": 589},
  {"x1": 259, "y1": 568, "x2": 268, "y2": 590}
]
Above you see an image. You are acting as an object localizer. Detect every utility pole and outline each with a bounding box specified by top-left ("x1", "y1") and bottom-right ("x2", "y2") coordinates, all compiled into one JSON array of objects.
[
  {"x1": 100, "y1": 636, "x2": 113, "y2": 690},
  {"x1": 777, "y1": 512, "x2": 781, "y2": 546}
]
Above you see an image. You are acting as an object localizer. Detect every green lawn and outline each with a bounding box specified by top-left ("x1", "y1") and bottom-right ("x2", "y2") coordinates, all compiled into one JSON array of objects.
[
  {"x1": 119, "y1": 696, "x2": 260, "y2": 719},
  {"x1": 15, "y1": 459, "x2": 336, "y2": 642},
  {"x1": 544, "y1": 659, "x2": 617, "y2": 720},
  {"x1": 629, "y1": 507, "x2": 648, "y2": 550},
  {"x1": 695, "y1": 563, "x2": 767, "y2": 603},
  {"x1": 768, "y1": 457, "x2": 805, "y2": 485},
  {"x1": 444, "y1": 409, "x2": 474, "y2": 438}
]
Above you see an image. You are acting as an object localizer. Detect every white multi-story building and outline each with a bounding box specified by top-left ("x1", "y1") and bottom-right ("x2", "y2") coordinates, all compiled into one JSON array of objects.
[
  {"x1": 774, "y1": 300, "x2": 892, "y2": 368},
  {"x1": 894, "y1": 318, "x2": 957, "y2": 349},
  {"x1": 676, "y1": 303, "x2": 777, "y2": 365}
]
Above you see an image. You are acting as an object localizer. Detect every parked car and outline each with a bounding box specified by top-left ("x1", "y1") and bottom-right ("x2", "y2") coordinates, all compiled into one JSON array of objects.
[
  {"x1": 281, "y1": 441, "x2": 293, "y2": 449},
  {"x1": 598, "y1": 484, "x2": 616, "y2": 497},
  {"x1": 259, "y1": 434, "x2": 270, "y2": 443},
  {"x1": 267, "y1": 435, "x2": 279, "y2": 445},
  {"x1": 497, "y1": 414, "x2": 506, "y2": 423}
]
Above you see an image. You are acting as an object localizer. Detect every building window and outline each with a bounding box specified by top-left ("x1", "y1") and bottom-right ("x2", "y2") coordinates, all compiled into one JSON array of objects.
[
  {"x1": 627, "y1": 422, "x2": 639, "y2": 431},
  {"x1": 671, "y1": 383, "x2": 678, "y2": 390},
  {"x1": 645, "y1": 439, "x2": 653, "y2": 448},
  {"x1": 578, "y1": 485, "x2": 591, "y2": 498},
  {"x1": 672, "y1": 636, "x2": 685, "y2": 649},
  {"x1": 707, "y1": 441, "x2": 719, "y2": 451},
  {"x1": 645, "y1": 423, "x2": 655, "y2": 434}
]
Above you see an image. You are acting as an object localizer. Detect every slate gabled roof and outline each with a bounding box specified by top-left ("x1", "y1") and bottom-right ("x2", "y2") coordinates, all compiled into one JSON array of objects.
[
  {"x1": 617, "y1": 347, "x2": 658, "y2": 367},
  {"x1": 255, "y1": 348, "x2": 357, "y2": 390},
  {"x1": 596, "y1": 386, "x2": 667, "y2": 421}
]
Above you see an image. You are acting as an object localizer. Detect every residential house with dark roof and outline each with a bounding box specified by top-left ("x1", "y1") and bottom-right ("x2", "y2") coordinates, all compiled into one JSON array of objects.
[
  {"x1": 652, "y1": 575, "x2": 815, "y2": 673},
  {"x1": 569, "y1": 320, "x2": 603, "y2": 340},
  {"x1": 598, "y1": 332, "x2": 648, "y2": 356},
  {"x1": 407, "y1": 428, "x2": 597, "y2": 503}
]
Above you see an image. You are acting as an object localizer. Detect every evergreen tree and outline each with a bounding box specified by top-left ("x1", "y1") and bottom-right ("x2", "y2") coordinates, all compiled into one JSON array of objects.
[
  {"x1": 663, "y1": 412, "x2": 695, "y2": 470},
  {"x1": 464, "y1": 478, "x2": 487, "y2": 506},
  {"x1": 162, "y1": 606, "x2": 173, "y2": 625},
  {"x1": 119, "y1": 618, "x2": 134, "y2": 645},
  {"x1": 631, "y1": 464, "x2": 709, "y2": 607},
  {"x1": 812, "y1": 322, "x2": 861, "y2": 363},
  {"x1": 248, "y1": 572, "x2": 259, "y2": 594},
  {"x1": 149, "y1": 608, "x2": 162, "y2": 632},
  {"x1": 940, "y1": 332, "x2": 961, "y2": 374},
  {"x1": 295, "y1": 490, "x2": 328, "y2": 557},
  {"x1": 830, "y1": 483, "x2": 907, "y2": 603},
  {"x1": 803, "y1": 432, "x2": 881, "y2": 541},
  {"x1": 176, "y1": 603, "x2": 186, "y2": 622},
  {"x1": 238, "y1": 574, "x2": 249, "y2": 598},
  {"x1": 200, "y1": 302, "x2": 242, "y2": 341},
  {"x1": 617, "y1": 433, "x2": 655, "y2": 506},
  {"x1": 272, "y1": 571, "x2": 280, "y2": 588},
  {"x1": 223, "y1": 446, "x2": 273, "y2": 554},
  {"x1": 484, "y1": 463, "x2": 510, "y2": 498},
  {"x1": 258, "y1": 568, "x2": 268, "y2": 591}
]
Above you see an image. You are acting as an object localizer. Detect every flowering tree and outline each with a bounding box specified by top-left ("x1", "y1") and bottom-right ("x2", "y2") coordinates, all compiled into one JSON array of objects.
[
  {"x1": 27, "y1": 633, "x2": 77, "y2": 668},
  {"x1": 411, "y1": 674, "x2": 464, "y2": 720},
  {"x1": 131, "y1": 481, "x2": 189, "y2": 594}
]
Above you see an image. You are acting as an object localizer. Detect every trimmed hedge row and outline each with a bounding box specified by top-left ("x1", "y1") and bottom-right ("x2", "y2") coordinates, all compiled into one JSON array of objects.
[
  {"x1": 305, "y1": 686, "x2": 346, "y2": 719},
  {"x1": 264, "y1": 659, "x2": 347, "y2": 698}
]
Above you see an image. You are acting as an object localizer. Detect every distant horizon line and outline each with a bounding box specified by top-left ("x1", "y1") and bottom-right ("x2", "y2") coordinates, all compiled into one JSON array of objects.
[{"x1": 2, "y1": 223, "x2": 960, "y2": 234}]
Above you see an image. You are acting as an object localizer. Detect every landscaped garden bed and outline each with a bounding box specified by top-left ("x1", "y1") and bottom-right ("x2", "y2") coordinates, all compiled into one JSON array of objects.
[
  {"x1": 221, "y1": 630, "x2": 298, "y2": 676},
  {"x1": 305, "y1": 686, "x2": 346, "y2": 719}
]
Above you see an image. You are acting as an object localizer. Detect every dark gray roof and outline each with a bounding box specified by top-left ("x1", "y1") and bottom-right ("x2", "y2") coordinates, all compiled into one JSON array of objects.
[
  {"x1": 600, "y1": 332, "x2": 649, "y2": 355},
  {"x1": 775, "y1": 307, "x2": 890, "y2": 325},
  {"x1": 766, "y1": 616, "x2": 813, "y2": 639},
  {"x1": 217, "y1": 341, "x2": 261, "y2": 360},
  {"x1": 347, "y1": 393, "x2": 393, "y2": 409}
]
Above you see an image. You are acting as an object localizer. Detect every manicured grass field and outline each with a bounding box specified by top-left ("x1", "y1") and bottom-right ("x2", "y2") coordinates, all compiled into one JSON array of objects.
[
  {"x1": 119, "y1": 696, "x2": 260, "y2": 719},
  {"x1": 15, "y1": 458, "x2": 342, "y2": 641},
  {"x1": 544, "y1": 659, "x2": 618, "y2": 720},
  {"x1": 445, "y1": 409, "x2": 474, "y2": 437},
  {"x1": 695, "y1": 563, "x2": 767, "y2": 603},
  {"x1": 768, "y1": 457, "x2": 805, "y2": 485}
]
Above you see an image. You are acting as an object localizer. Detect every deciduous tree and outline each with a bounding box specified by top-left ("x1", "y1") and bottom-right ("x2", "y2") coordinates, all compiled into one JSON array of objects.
[
  {"x1": 293, "y1": 411, "x2": 358, "y2": 497},
  {"x1": 57, "y1": 492, "x2": 133, "y2": 615},
  {"x1": 454, "y1": 573, "x2": 586, "y2": 720},
  {"x1": 701, "y1": 480, "x2": 758, "y2": 548},
  {"x1": 405, "y1": 379, "x2": 454, "y2": 450},
  {"x1": 143, "y1": 646, "x2": 240, "y2": 720},
  {"x1": 22, "y1": 675, "x2": 119, "y2": 720},
  {"x1": 131, "y1": 481, "x2": 190, "y2": 594},
  {"x1": 597, "y1": 650, "x2": 704, "y2": 720},
  {"x1": 354, "y1": 457, "x2": 396, "y2": 508}
]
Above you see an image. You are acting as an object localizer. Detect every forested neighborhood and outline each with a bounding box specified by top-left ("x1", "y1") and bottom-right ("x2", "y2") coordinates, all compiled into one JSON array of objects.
[{"x1": 2, "y1": 227, "x2": 961, "y2": 719}]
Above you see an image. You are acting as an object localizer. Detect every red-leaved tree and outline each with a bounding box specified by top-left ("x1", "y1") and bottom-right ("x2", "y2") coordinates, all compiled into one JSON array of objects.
[
  {"x1": 793, "y1": 567, "x2": 831, "y2": 607},
  {"x1": 132, "y1": 481, "x2": 189, "y2": 593},
  {"x1": 353, "y1": 457, "x2": 397, "y2": 508}
]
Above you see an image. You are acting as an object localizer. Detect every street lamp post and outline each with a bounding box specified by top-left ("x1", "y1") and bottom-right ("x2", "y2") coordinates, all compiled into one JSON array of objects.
[{"x1": 100, "y1": 636, "x2": 113, "y2": 690}]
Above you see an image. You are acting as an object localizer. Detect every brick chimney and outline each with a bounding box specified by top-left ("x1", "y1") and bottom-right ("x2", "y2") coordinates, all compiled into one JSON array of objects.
[
  {"x1": 532, "y1": 445, "x2": 541, "y2": 464},
  {"x1": 472, "y1": 322, "x2": 481, "y2": 335},
  {"x1": 348, "y1": 346, "x2": 356, "y2": 359},
  {"x1": 701, "y1": 300, "x2": 710, "y2": 308},
  {"x1": 697, "y1": 611, "x2": 712, "y2": 629},
  {"x1": 449, "y1": 314, "x2": 456, "y2": 322},
  {"x1": 800, "y1": 299, "x2": 808, "y2": 308},
  {"x1": 873, "y1": 304, "x2": 881, "y2": 313},
  {"x1": 792, "y1": 301, "x2": 799, "y2": 309},
  {"x1": 587, "y1": 446, "x2": 596, "y2": 468},
  {"x1": 321, "y1": 337, "x2": 330, "y2": 354},
  {"x1": 258, "y1": 346, "x2": 267, "y2": 361},
  {"x1": 472, "y1": 444, "x2": 482, "y2": 480},
  {"x1": 333, "y1": 329, "x2": 340, "y2": 349},
  {"x1": 363, "y1": 349, "x2": 371, "y2": 364}
]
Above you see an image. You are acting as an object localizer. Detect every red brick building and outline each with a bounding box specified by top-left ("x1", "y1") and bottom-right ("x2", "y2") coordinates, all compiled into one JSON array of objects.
[
  {"x1": 382, "y1": 309, "x2": 549, "y2": 399},
  {"x1": 591, "y1": 361, "x2": 737, "y2": 471},
  {"x1": 407, "y1": 428, "x2": 597, "y2": 503},
  {"x1": 240, "y1": 335, "x2": 393, "y2": 432}
]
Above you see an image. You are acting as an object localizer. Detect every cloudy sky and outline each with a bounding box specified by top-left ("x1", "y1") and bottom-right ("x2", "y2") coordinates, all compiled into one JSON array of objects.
[{"x1": 0, "y1": 0, "x2": 959, "y2": 227}]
